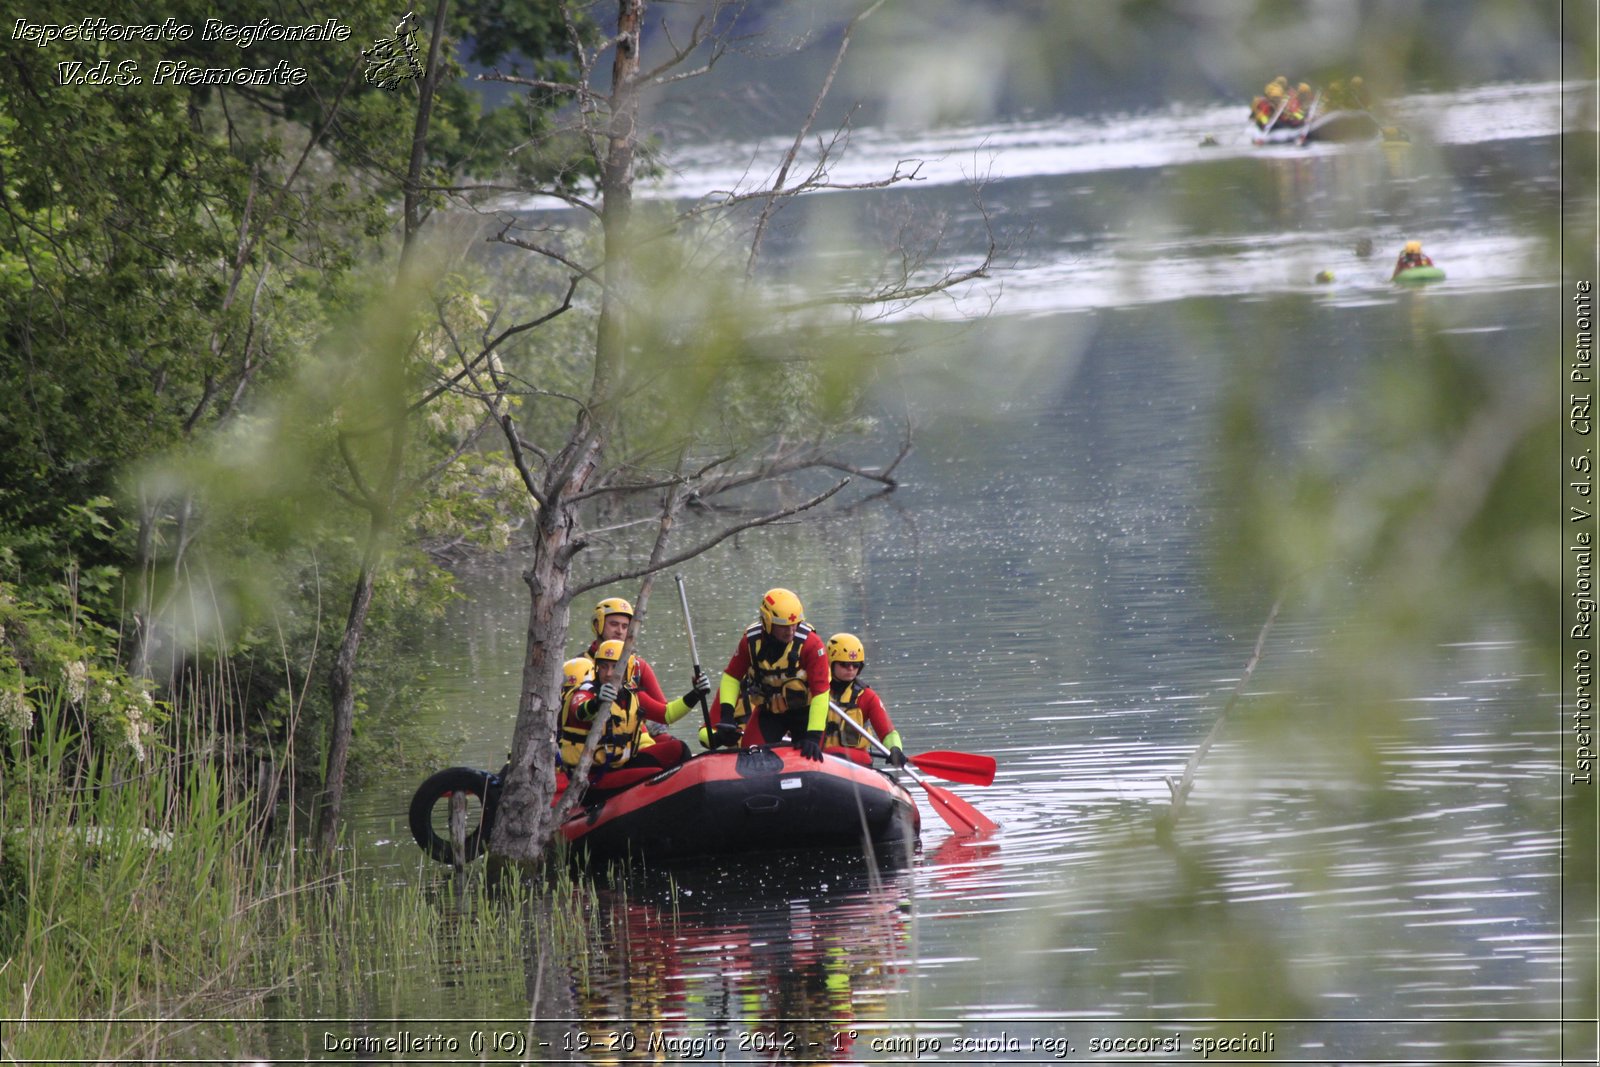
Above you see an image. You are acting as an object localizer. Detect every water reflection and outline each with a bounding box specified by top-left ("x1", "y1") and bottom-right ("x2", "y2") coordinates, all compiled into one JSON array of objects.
[{"x1": 530, "y1": 856, "x2": 913, "y2": 1063}]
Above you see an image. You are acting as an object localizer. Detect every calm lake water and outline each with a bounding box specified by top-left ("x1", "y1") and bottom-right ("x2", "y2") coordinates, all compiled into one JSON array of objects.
[{"x1": 314, "y1": 80, "x2": 1584, "y2": 1063}]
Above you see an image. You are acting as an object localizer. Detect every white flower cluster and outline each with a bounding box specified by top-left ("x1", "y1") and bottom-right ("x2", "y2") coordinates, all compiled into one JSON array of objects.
[
  {"x1": 63, "y1": 660, "x2": 88, "y2": 704},
  {"x1": 122, "y1": 690, "x2": 154, "y2": 763},
  {"x1": 490, "y1": 464, "x2": 524, "y2": 494},
  {"x1": 0, "y1": 686, "x2": 34, "y2": 734}
]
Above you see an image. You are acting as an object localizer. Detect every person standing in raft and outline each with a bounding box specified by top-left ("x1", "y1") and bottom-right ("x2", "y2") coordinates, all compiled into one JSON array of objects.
[
  {"x1": 1391, "y1": 240, "x2": 1435, "y2": 279},
  {"x1": 558, "y1": 639, "x2": 705, "y2": 797},
  {"x1": 709, "y1": 587, "x2": 831, "y2": 761},
  {"x1": 821, "y1": 633, "x2": 907, "y2": 768}
]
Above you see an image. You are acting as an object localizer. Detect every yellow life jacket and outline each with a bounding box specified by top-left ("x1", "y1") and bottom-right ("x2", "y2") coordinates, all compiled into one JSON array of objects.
[
  {"x1": 558, "y1": 684, "x2": 644, "y2": 772},
  {"x1": 741, "y1": 621, "x2": 815, "y2": 714},
  {"x1": 824, "y1": 681, "x2": 873, "y2": 749}
]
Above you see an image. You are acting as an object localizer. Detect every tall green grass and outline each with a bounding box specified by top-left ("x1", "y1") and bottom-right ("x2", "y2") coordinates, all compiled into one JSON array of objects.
[
  {"x1": 1, "y1": 696, "x2": 597, "y2": 1063},
  {"x1": 0, "y1": 697, "x2": 274, "y2": 1061}
]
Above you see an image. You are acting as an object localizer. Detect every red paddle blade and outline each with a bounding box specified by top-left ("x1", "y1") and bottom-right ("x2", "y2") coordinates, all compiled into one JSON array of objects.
[
  {"x1": 920, "y1": 779, "x2": 999, "y2": 837},
  {"x1": 910, "y1": 750, "x2": 996, "y2": 787}
]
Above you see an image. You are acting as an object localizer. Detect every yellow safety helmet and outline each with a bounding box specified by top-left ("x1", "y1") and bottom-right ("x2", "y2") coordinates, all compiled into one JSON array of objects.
[
  {"x1": 827, "y1": 633, "x2": 866, "y2": 667},
  {"x1": 1264, "y1": 83, "x2": 1284, "y2": 100},
  {"x1": 593, "y1": 639, "x2": 624, "y2": 662},
  {"x1": 562, "y1": 656, "x2": 595, "y2": 689},
  {"x1": 1297, "y1": 82, "x2": 1311, "y2": 94},
  {"x1": 1403, "y1": 240, "x2": 1422, "y2": 254},
  {"x1": 1272, "y1": 75, "x2": 1288, "y2": 87},
  {"x1": 759, "y1": 588, "x2": 805, "y2": 632},
  {"x1": 591, "y1": 596, "x2": 634, "y2": 638}
]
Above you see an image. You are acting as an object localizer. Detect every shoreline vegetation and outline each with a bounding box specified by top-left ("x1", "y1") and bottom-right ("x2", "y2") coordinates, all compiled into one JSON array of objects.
[{"x1": 0, "y1": 695, "x2": 596, "y2": 1064}]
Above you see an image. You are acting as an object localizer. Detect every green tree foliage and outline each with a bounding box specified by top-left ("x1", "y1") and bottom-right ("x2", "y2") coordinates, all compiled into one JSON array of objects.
[{"x1": 0, "y1": 0, "x2": 584, "y2": 783}]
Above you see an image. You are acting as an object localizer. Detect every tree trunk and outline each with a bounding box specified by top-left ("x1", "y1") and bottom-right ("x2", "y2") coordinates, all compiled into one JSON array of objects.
[
  {"x1": 488, "y1": 448, "x2": 599, "y2": 862},
  {"x1": 487, "y1": 0, "x2": 645, "y2": 866},
  {"x1": 591, "y1": 0, "x2": 642, "y2": 411},
  {"x1": 312, "y1": 0, "x2": 449, "y2": 854},
  {"x1": 314, "y1": 542, "x2": 383, "y2": 852}
]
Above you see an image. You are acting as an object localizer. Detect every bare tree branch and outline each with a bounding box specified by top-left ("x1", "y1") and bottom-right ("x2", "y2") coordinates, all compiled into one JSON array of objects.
[
  {"x1": 410, "y1": 275, "x2": 580, "y2": 415},
  {"x1": 570, "y1": 478, "x2": 850, "y2": 599},
  {"x1": 746, "y1": 0, "x2": 886, "y2": 275}
]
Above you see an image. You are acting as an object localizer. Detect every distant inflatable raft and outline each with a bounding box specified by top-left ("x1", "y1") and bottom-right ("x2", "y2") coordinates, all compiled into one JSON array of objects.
[
  {"x1": 1252, "y1": 109, "x2": 1384, "y2": 146},
  {"x1": 1393, "y1": 266, "x2": 1446, "y2": 284}
]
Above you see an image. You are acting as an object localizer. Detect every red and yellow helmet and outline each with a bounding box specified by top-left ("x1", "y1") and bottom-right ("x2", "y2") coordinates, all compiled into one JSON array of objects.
[
  {"x1": 591, "y1": 597, "x2": 634, "y2": 638},
  {"x1": 589, "y1": 640, "x2": 640, "y2": 685},
  {"x1": 759, "y1": 588, "x2": 805, "y2": 633},
  {"x1": 826, "y1": 632, "x2": 866, "y2": 668},
  {"x1": 562, "y1": 656, "x2": 595, "y2": 689}
]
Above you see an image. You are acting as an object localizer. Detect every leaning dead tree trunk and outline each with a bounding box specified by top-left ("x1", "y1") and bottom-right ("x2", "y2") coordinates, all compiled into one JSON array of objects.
[
  {"x1": 487, "y1": 1, "x2": 645, "y2": 867},
  {"x1": 1163, "y1": 596, "x2": 1283, "y2": 829},
  {"x1": 485, "y1": 456, "x2": 598, "y2": 863}
]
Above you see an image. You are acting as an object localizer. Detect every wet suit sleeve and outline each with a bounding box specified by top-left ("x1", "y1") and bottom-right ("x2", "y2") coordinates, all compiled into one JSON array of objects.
[
  {"x1": 859, "y1": 688, "x2": 902, "y2": 750},
  {"x1": 568, "y1": 685, "x2": 602, "y2": 722},
  {"x1": 718, "y1": 639, "x2": 747, "y2": 725},
  {"x1": 634, "y1": 657, "x2": 667, "y2": 703},
  {"x1": 802, "y1": 633, "x2": 831, "y2": 734},
  {"x1": 718, "y1": 672, "x2": 741, "y2": 714},
  {"x1": 634, "y1": 687, "x2": 670, "y2": 724}
]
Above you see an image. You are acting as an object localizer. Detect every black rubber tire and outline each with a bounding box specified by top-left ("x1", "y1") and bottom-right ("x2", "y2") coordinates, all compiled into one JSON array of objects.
[{"x1": 408, "y1": 767, "x2": 495, "y2": 866}]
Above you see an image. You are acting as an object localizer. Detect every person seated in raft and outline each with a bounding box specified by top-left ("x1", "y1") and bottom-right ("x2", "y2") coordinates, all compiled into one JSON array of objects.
[
  {"x1": 1391, "y1": 240, "x2": 1436, "y2": 279},
  {"x1": 821, "y1": 633, "x2": 907, "y2": 769},
  {"x1": 586, "y1": 595, "x2": 663, "y2": 698},
  {"x1": 584, "y1": 595, "x2": 673, "y2": 737},
  {"x1": 1251, "y1": 82, "x2": 1285, "y2": 128},
  {"x1": 1346, "y1": 75, "x2": 1370, "y2": 110},
  {"x1": 1281, "y1": 81, "x2": 1315, "y2": 127},
  {"x1": 557, "y1": 639, "x2": 707, "y2": 797},
  {"x1": 707, "y1": 587, "x2": 830, "y2": 761}
]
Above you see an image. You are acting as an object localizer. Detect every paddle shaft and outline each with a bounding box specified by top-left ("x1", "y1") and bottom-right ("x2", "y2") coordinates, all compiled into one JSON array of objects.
[
  {"x1": 1261, "y1": 93, "x2": 1291, "y2": 135},
  {"x1": 829, "y1": 698, "x2": 896, "y2": 759},
  {"x1": 1295, "y1": 89, "x2": 1323, "y2": 145},
  {"x1": 674, "y1": 574, "x2": 714, "y2": 739}
]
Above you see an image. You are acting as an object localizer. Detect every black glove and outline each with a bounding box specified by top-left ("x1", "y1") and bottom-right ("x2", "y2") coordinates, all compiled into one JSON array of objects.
[
  {"x1": 684, "y1": 669, "x2": 712, "y2": 708},
  {"x1": 799, "y1": 731, "x2": 824, "y2": 762},
  {"x1": 888, "y1": 746, "x2": 907, "y2": 768},
  {"x1": 711, "y1": 723, "x2": 741, "y2": 750}
]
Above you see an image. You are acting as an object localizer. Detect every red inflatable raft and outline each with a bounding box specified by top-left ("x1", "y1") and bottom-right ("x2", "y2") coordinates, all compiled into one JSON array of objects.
[
  {"x1": 409, "y1": 746, "x2": 921, "y2": 867},
  {"x1": 560, "y1": 746, "x2": 920, "y2": 863}
]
